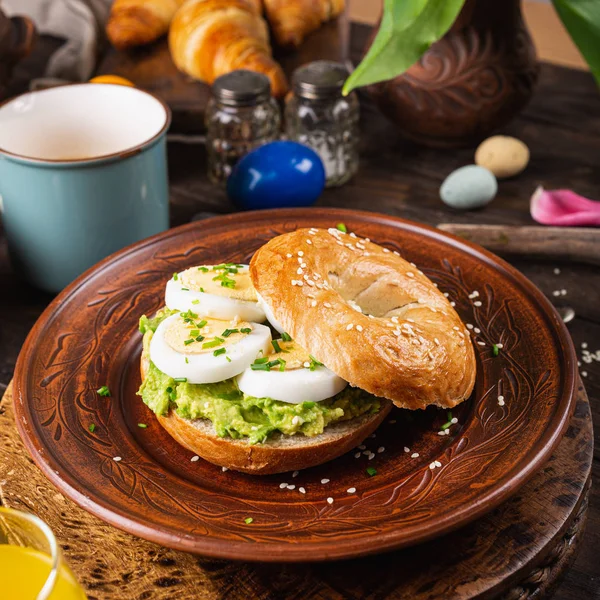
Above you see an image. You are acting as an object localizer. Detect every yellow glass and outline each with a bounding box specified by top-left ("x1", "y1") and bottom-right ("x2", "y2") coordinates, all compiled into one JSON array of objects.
[{"x1": 0, "y1": 507, "x2": 87, "y2": 600}]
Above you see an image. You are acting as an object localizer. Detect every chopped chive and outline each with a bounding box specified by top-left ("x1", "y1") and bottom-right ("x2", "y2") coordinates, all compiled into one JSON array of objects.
[
  {"x1": 181, "y1": 287, "x2": 190, "y2": 291},
  {"x1": 271, "y1": 339, "x2": 283, "y2": 353},
  {"x1": 251, "y1": 363, "x2": 271, "y2": 371},
  {"x1": 447, "y1": 411, "x2": 453, "y2": 421},
  {"x1": 197, "y1": 319, "x2": 207, "y2": 328},
  {"x1": 198, "y1": 266, "x2": 209, "y2": 272},
  {"x1": 213, "y1": 348, "x2": 226, "y2": 356},
  {"x1": 166, "y1": 386, "x2": 173, "y2": 393},
  {"x1": 267, "y1": 359, "x2": 281, "y2": 369},
  {"x1": 97, "y1": 386, "x2": 111, "y2": 397},
  {"x1": 202, "y1": 337, "x2": 224, "y2": 349},
  {"x1": 308, "y1": 355, "x2": 323, "y2": 371},
  {"x1": 240, "y1": 327, "x2": 252, "y2": 334},
  {"x1": 244, "y1": 517, "x2": 253, "y2": 524},
  {"x1": 336, "y1": 223, "x2": 347, "y2": 233},
  {"x1": 226, "y1": 356, "x2": 232, "y2": 363},
  {"x1": 492, "y1": 344, "x2": 499, "y2": 357},
  {"x1": 173, "y1": 272, "x2": 178, "y2": 280},
  {"x1": 88, "y1": 423, "x2": 96, "y2": 433},
  {"x1": 253, "y1": 357, "x2": 269, "y2": 364},
  {"x1": 200, "y1": 288, "x2": 205, "y2": 293},
  {"x1": 222, "y1": 328, "x2": 239, "y2": 338},
  {"x1": 195, "y1": 335, "x2": 205, "y2": 342},
  {"x1": 191, "y1": 299, "x2": 200, "y2": 305},
  {"x1": 278, "y1": 358, "x2": 286, "y2": 372},
  {"x1": 441, "y1": 421, "x2": 452, "y2": 430},
  {"x1": 184, "y1": 339, "x2": 194, "y2": 346},
  {"x1": 190, "y1": 329, "x2": 200, "y2": 337},
  {"x1": 303, "y1": 401, "x2": 315, "y2": 408},
  {"x1": 185, "y1": 357, "x2": 189, "y2": 364},
  {"x1": 281, "y1": 332, "x2": 292, "y2": 342},
  {"x1": 366, "y1": 467, "x2": 377, "y2": 477},
  {"x1": 180, "y1": 309, "x2": 198, "y2": 320},
  {"x1": 168, "y1": 389, "x2": 177, "y2": 401},
  {"x1": 174, "y1": 377, "x2": 187, "y2": 383},
  {"x1": 137, "y1": 423, "x2": 148, "y2": 429}
]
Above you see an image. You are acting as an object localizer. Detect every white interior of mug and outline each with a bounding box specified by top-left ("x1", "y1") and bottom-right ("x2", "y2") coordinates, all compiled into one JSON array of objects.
[{"x1": 0, "y1": 84, "x2": 169, "y2": 162}]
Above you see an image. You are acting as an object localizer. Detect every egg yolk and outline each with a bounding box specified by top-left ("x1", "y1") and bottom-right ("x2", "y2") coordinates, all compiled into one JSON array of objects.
[
  {"x1": 267, "y1": 340, "x2": 313, "y2": 370},
  {"x1": 179, "y1": 265, "x2": 257, "y2": 302}
]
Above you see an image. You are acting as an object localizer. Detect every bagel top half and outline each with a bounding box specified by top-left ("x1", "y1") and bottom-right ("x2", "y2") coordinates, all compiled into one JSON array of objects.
[{"x1": 250, "y1": 227, "x2": 476, "y2": 410}]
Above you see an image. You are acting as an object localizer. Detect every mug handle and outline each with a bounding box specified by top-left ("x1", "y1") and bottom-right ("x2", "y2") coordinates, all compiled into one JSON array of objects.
[{"x1": 8, "y1": 16, "x2": 36, "y2": 63}]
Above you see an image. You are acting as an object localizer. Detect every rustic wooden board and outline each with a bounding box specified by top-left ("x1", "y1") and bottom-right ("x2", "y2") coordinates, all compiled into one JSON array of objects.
[
  {"x1": 0, "y1": 380, "x2": 592, "y2": 599},
  {"x1": 96, "y1": 15, "x2": 350, "y2": 133}
]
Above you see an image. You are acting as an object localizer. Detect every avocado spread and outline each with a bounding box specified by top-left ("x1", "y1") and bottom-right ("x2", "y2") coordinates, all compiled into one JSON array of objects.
[{"x1": 138, "y1": 309, "x2": 381, "y2": 444}]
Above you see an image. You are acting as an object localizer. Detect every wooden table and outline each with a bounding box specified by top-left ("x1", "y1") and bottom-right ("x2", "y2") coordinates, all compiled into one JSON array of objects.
[{"x1": 1, "y1": 23, "x2": 599, "y2": 600}]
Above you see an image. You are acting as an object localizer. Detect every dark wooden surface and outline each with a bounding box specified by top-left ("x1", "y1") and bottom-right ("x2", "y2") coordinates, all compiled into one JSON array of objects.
[{"x1": 0, "y1": 22, "x2": 599, "y2": 599}]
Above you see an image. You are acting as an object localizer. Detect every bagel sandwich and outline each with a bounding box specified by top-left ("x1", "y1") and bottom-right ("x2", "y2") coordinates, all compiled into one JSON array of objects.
[{"x1": 137, "y1": 228, "x2": 476, "y2": 474}]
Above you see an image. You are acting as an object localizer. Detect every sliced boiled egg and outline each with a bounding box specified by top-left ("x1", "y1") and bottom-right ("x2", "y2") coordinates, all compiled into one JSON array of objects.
[
  {"x1": 165, "y1": 264, "x2": 266, "y2": 322},
  {"x1": 256, "y1": 292, "x2": 285, "y2": 333},
  {"x1": 150, "y1": 312, "x2": 271, "y2": 384},
  {"x1": 236, "y1": 339, "x2": 347, "y2": 404}
]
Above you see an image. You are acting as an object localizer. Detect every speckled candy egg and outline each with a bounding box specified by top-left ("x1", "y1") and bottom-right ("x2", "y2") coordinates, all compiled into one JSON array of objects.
[
  {"x1": 440, "y1": 165, "x2": 497, "y2": 210},
  {"x1": 475, "y1": 135, "x2": 530, "y2": 179},
  {"x1": 227, "y1": 141, "x2": 326, "y2": 210}
]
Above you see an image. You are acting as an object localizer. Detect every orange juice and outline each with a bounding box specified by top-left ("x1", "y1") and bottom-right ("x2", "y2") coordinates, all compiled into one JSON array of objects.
[{"x1": 0, "y1": 546, "x2": 87, "y2": 600}]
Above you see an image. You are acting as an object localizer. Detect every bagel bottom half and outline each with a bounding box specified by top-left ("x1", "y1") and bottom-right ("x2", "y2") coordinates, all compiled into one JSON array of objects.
[{"x1": 140, "y1": 355, "x2": 392, "y2": 475}]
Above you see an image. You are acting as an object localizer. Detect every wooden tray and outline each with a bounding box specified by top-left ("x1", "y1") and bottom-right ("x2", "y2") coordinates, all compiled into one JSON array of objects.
[
  {"x1": 12, "y1": 208, "x2": 578, "y2": 562},
  {"x1": 96, "y1": 16, "x2": 350, "y2": 133}
]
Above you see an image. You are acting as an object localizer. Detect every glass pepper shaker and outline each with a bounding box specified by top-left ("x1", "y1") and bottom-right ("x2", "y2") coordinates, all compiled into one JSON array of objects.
[
  {"x1": 285, "y1": 61, "x2": 359, "y2": 187},
  {"x1": 206, "y1": 70, "x2": 281, "y2": 184}
]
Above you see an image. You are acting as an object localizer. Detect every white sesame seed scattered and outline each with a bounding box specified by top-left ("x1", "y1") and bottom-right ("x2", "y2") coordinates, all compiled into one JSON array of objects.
[
  {"x1": 443, "y1": 292, "x2": 449, "y2": 297},
  {"x1": 297, "y1": 281, "x2": 304, "y2": 286},
  {"x1": 582, "y1": 371, "x2": 588, "y2": 377},
  {"x1": 365, "y1": 238, "x2": 370, "y2": 242},
  {"x1": 560, "y1": 289, "x2": 567, "y2": 296},
  {"x1": 293, "y1": 471, "x2": 299, "y2": 478},
  {"x1": 498, "y1": 395, "x2": 504, "y2": 401},
  {"x1": 306, "y1": 239, "x2": 312, "y2": 245},
  {"x1": 393, "y1": 251, "x2": 400, "y2": 256},
  {"x1": 190, "y1": 455, "x2": 200, "y2": 462},
  {"x1": 324, "y1": 302, "x2": 332, "y2": 308},
  {"x1": 477, "y1": 341, "x2": 486, "y2": 346},
  {"x1": 280, "y1": 482, "x2": 288, "y2": 489},
  {"x1": 450, "y1": 302, "x2": 456, "y2": 307},
  {"x1": 354, "y1": 452, "x2": 361, "y2": 458},
  {"x1": 437, "y1": 431, "x2": 445, "y2": 436},
  {"x1": 298, "y1": 251, "x2": 304, "y2": 257},
  {"x1": 453, "y1": 326, "x2": 459, "y2": 331},
  {"x1": 311, "y1": 300, "x2": 317, "y2": 307},
  {"x1": 496, "y1": 343, "x2": 503, "y2": 348},
  {"x1": 356, "y1": 325, "x2": 363, "y2": 332},
  {"x1": 327, "y1": 497, "x2": 334, "y2": 505},
  {"x1": 411, "y1": 452, "x2": 419, "y2": 458},
  {"x1": 404, "y1": 446, "x2": 410, "y2": 453},
  {"x1": 222, "y1": 467, "x2": 228, "y2": 472},
  {"x1": 474, "y1": 327, "x2": 481, "y2": 333},
  {"x1": 377, "y1": 447, "x2": 385, "y2": 453},
  {"x1": 349, "y1": 232, "x2": 357, "y2": 238},
  {"x1": 113, "y1": 456, "x2": 122, "y2": 462},
  {"x1": 346, "y1": 323, "x2": 354, "y2": 330},
  {"x1": 383, "y1": 248, "x2": 390, "y2": 253},
  {"x1": 578, "y1": 361, "x2": 582, "y2": 366},
  {"x1": 336, "y1": 241, "x2": 344, "y2": 246},
  {"x1": 368, "y1": 453, "x2": 375, "y2": 460},
  {"x1": 451, "y1": 418, "x2": 458, "y2": 424},
  {"x1": 308, "y1": 231, "x2": 316, "y2": 235},
  {"x1": 582, "y1": 342, "x2": 588, "y2": 349},
  {"x1": 435, "y1": 461, "x2": 442, "y2": 467},
  {"x1": 467, "y1": 323, "x2": 473, "y2": 329},
  {"x1": 297, "y1": 267, "x2": 303, "y2": 275},
  {"x1": 498, "y1": 399, "x2": 505, "y2": 406},
  {"x1": 321, "y1": 478, "x2": 330, "y2": 484},
  {"x1": 429, "y1": 462, "x2": 437, "y2": 470},
  {"x1": 306, "y1": 280, "x2": 315, "y2": 287},
  {"x1": 299, "y1": 487, "x2": 306, "y2": 494},
  {"x1": 287, "y1": 484, "x2": 296, "y2": 490},
  {"x1": 286, "y1": 253, "x2": 292, "y2": 258},
  {"x1": 347, "y1": 487, "x2": 356, "y2": 494},
  {"x1": 473, "y1": 301, "x2": 482, "y2": 307},
  {"x1": 433, "y1": 338, "x2": 440, "y2": 346},
  {"x1": 552, "y1": 290, "x2": 560, "y2": 297},
  {"x1": 292, "y1": 416, "x2": 301, "y2": 425},
  {"x1": 358, "y1": 444, "x2": 366, "y2": 450},
  {"x1": 363, "y1": 451, "x2": 370, "y2": 456},
  {"x1": 406, "y1": 272, "x2": 414, "y2": 278}
]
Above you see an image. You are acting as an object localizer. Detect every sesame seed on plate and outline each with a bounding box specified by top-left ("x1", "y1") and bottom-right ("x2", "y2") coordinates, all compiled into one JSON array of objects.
[
  {"x1": 582, "y1": 371, "x2": 588, "y2": 377},
  {"x1": 347, "y1": 488, "x2": 356, "y2": 494},
  {"x1": 280, "y1": 482, "x2": 288, "y2": 489},
  {"x1": 467, "y1": 323, "x2": 473, "y2": 329},
  {"x1": 477, "y1": 341, "x2": 486, "y2": 346},
  {"x1": 383, "y1": 248, "x2": 390, "y2": 253},
  {"x1": 358, "y1": 444, "x2": 366, "y2": 450},
  {"x1": 293, "y1": 471, "x2": 299, "y2": 478},
  {"x1": 406, "y1": 272, "x2": 414, "y2": 278},
  {"x1": 365, "y1": 238, "x2": 370, "y2": 242},
  {"x1": 354, "y1": 452, "x2": 361, "y2": 458},
  {"x1": 297, "y1": 268, "x2": 303, "y2": 275},
  {"x1": 450, "y1": 302, "x2": 456, "y2": 307},
  {"x1": 297, "y1": 281, "x2": 304, "y2": 286},
  {"x1": 327, "y1": 497, "x2": 334, "y2": 505},
  {"x1": 451, "y1": 418, "x2": 458, "y2": 424},
  {"x1": 393, "y1": 251, "x2": 400, "y2": 256},
  {"x1": 190, "y1": 456, "x2": 200, "y2": 462},
  {"x1": 349, "y1": 232, "x2": 357, "y2": 238},
  {"x1": 496, "y1": 343, "x2": 503, "y2": 348},
  {"x1": 437, "y1": 431, "x2": 445, "y2": 436},
  {"x1": 429, "y1": 462, "x2": 437, "y2": 470},
  {"x1": 435, "y1": 461, "x2": 442, "y2": 467},
  {"x1": 377, "y1": 447, "x2": 385, "y2": 453},
  {"x1": 411, "y1": 452, "x2": 419, "y2": 458},
  {"x1": 554, "y1": 268, "x2": 560, "y2": 274},
  {"x1": 474, "y1": 327, "x2": 481, "y2": 333},
  {"x1": 363, "y1": 450, "x2": 370, "y2": 456},
  {"x1": 443, "y1": 292, "x2": 449, "y2": 297},
  {"x1": 560, "y1": 289, "x2": 567, "y2": 296},
  {"x1": 321, "y1": 478, "x2": 330, "y2": 484},
  {"x1": 287, "y1": 484, "x2": 296, "y2": 490},
  {"x1": 299, "y1": 487, "x2": 306, "y2": 494},
  {"x1": 404, "y1": 446, "x2": 410, "y2": 453},
  {"x1": 582, "y1": 342, "x2": 588, "y2": 348},
  {"x1": 407, "y1": 318, "x2": 415, "y2": 323},
  {"x1": 552, "y1": 290, "x2": 560, "y2": 297},
  {"x1": 473, "y1": 301, "x2": 482, "y2": 307},
  {"x1": 113, "y1": 456, "x2": 122, "y2": 462},
  {"x1": 308, "y1": 230, "x2": 316, "y2": 235},
  {"x1": 368, "y1": 453, "x2": 376, "y2": 460},
  {"x1": 434, "y1": 338, "x2": 440, "y2": 345},
  {"x1": 498, "y1": 398, "x2": 505, "y2": 406}
]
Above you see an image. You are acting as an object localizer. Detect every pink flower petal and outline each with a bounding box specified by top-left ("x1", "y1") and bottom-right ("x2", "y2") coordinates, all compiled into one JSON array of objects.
[{"x1": 530, "y1": 186, "x2": 600, "y2": 226}]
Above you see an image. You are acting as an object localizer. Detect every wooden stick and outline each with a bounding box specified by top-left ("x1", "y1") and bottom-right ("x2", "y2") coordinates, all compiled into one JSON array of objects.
[{"x1": 437, "y1": 224, "x2": 600, "y2": 266}]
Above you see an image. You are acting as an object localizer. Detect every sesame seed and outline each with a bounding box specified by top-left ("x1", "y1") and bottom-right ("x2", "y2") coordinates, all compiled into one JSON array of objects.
[
  {"x1": 311, "y1": 300, "x2": 317, "y2": 307},
  {"x1": 443, "y1": 292, "x2": 449, "y2": 297},
  {"x1": 393, "y1": 251, "x2": 400, "y2": 256},
  {"x1": 404, "y1": 446, "x2": 410, "y2": 453},
  {"x1": 411, "y1": 452, "x2": 419, "y2": 458},
  {"x1": 437, "y1": 431, "x2": 445, "y2": 436},
  {"x1": 327, "y1": 497, "x2": 334, "y2": 505},
  {"x1": 287, "y1": 484, "x2": 296, "y2": 490},
  {"x1": 368, "y1": 453, "x2": 375, "y2": 460},
  {"x1": 458, "y1": 332, "x2": 465, "y2": 338},
  {"x1": 363, "y1": 451, "x2": 370, "y2": 456},
  {"x1": 336, "y1": 241, "x2": 344, "y2": 246},
  {"x1": 554, "y1": 268, "x2": 560, "y2": 274},
  {"x1": 280, "y1": 482, "x2": 288, "y2": 489},
  {"x1": 306, "y1": 280, "x2": 315, "y2": 287},
  {"x1": 474, "y1": 327, "x2": 481, "y2": 333},
  {"x1": 451, "y1": 418, "x2": 458, "y2": 424},
  {"x1": 297, "y1": 267, "x2": 303, "y2": 275},
  {"x1": 358, "y1": 444, "x2": 366, "y2": 450},
  {"x1": 346, "y1": 323, "x2": 354, "y2": 330},
  {"x1": 429, "y1": 462, "x2": 437, "y2": 470},
  {"x1": 434, "y1": 338, "x2": 440, "y2": 345},
  {"x1": 407, "y1": 318, "x2": 415, "y2": 323},
  {"x1": 113, "y1": 456, "x2": 122, "y2": 462},
  {"x1": 377, "y1": 446, "x2": 385, "y2": 453},
  {"x1": 496, "y1": 343, "x2": 503, "y2": 348},
  {"x1": 474, "y1": 301, "x2": 482, "y2": 307},
  {"x1": 354, "y1": 452, "x2": 361, "y2": 458},
  {"x1": 347, "y1": 487, "x2": 356, "y2": 494},
  {"x1": 406, "y1": 272, "x2": 414, "y2": 278},
  {"x1": 582, "y1": 342, "x2": 588, "y2": 349},
  {"x1": 552, "y1": 290, "x2": 560, "y2": 297},
  {"x1": 582, "y1": 371, "x2": 588, "y2": 377},
  {"x1": 299, "y1": 487, "x2": 306, "y2": 494},
  {"x1": 560, "y1": 289, "x2": 567, "y2": 296},
  {"x1": 321, "y1": 478, "x2": 330, "y2": 484},
  {"x1": 498, "y1": 398, "x2": 505, "y2": 406},
  {"x1": 365, "y1": 238, "x2": 370, "y2": 242},
  {"x1": 293, "y1": 471, "x2": 299, "y2": 478},
  {"x1": 498, "y1": 395, "x2": 504, "y2": 401},
  {"x1": 222, "y1": 466, "x2": 228, "y2": 472},
  {"x1": 467, "y1": 323, "x2": 473, "y2": 329},
  {"x1": 383, "y1": 248, "x2": 390, "y2": 253},
  {"x1": 435, "y1": 461, "x2": 442, "y2": 467},
  {"x1": 301, "y1": 263, "x2": 307, "y2": 268},
  {"x1": 191, "y1": 455, "x2": 200, "y2": 462},
  {"x1": 298, "y1": 251, "x2": 304, "y2": 256},
  {"x1": 453, "y1": 326, "x2": 459, "y2": 331},
  {"x1": 324, "y1": 302, "x2": 332, "y2": 308},
  {"x1": 450, "y1": 302, "x2": 456, "y2": 307},
  {"x1": 306, "y1": 240, "x2": 312, "y2": 244},
  {"x1": 477, "y1": 341, "x2": 486, "y2": 346},
  {"x1": 291, "y1": 280, "x2": 298, "y2": 286},
  {"x1": 297, "y1": 281, "x2": 304, "y2": 286},
  {"x1": 286, "y1": 253, "x2": 292, "y2": 258},
  {"x1": 349, "y1": 232, "x2": 357, "y2": 238},
  {"x1": 356, "y1": 325, "x2": 364, "y2": 332}
]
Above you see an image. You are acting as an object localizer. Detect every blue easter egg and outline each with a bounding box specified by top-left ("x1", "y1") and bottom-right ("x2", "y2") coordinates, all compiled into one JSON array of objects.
[
  {"x1": 227, "y1": 141, "x2": 326, "y2": 210},
  {"x1": 440, "y1": 165, "x2": 498, "y2": 210}
]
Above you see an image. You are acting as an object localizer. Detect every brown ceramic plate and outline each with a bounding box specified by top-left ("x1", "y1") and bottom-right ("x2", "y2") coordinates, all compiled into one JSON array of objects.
[{"x1": 14, "y1": 209, "x2": 577, "y2": 562}]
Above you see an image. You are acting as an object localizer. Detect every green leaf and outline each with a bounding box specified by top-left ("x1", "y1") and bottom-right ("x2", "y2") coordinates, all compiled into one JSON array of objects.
[
  {"x1": 343, "y1": 0, "x2": 466, "y2": 95},
  {"x1": 552, "y1": 0, "x2": 600, "y2": 85}
]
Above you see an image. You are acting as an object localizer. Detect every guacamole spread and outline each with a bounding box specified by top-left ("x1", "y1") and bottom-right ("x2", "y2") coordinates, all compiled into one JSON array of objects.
[{"x1": 138, "y1": 309, "x2": 381, "y2": 445}]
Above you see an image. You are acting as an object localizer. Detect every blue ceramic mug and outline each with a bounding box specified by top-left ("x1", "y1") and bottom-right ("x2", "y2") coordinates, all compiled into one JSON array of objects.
[{"x1": 0, "y1": 83, "x2": 171, "y2": 293}]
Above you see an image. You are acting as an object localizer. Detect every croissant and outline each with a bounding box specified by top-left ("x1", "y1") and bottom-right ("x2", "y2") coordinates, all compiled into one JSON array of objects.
[
  {"x1": 107, "y1": 0, "x2": 187, "y2": 50},
  {"x1": 263, "y1": 0, "x2": 345, "y2": 48},
  {"x1": 169, "y1": 0, "x2": 288, "y2": 98}
]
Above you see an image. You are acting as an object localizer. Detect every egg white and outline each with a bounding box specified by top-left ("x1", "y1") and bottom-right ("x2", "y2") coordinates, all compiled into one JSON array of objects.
[
  {"x1": 256, "y1": 292, "x2": 285, "y2": 333},
  {"x1": 150, "y1": 314, "x2": 272, "y2": 384},
  {"x1": 166, "y1": 265, "x2": 266, "y2": 322},
  {"x1": 236, "y1": 361, "x2": 348, "y2": 404}
]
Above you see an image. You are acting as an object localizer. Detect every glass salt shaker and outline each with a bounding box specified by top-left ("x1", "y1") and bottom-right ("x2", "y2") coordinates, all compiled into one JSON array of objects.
[
  {"x1": 206, "y1": 70, "x2": 281, "y2": 184},
  {"x1": 285, "y1": 61, "x2": 359, "y2": 187}
]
